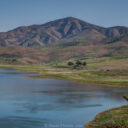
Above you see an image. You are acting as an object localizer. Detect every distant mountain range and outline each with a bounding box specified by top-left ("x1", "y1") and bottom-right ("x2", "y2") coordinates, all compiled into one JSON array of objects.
[{"x1": 0, "y1": 17, "x2": 128, "y2": 47}]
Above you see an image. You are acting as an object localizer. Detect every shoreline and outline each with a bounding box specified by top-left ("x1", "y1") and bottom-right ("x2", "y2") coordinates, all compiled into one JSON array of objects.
[
  {"x1": 0, "y1": 65, "x2": 128, "y2": 87},
  {"x1": 123, "y1": 94, "x2": 128, "y2": 101},
  {"x1": 85, "y1": 105, "x2": 128, "y2": 128},
  {"x1": 85, "y1": 94, "x2": 128, "y2": 128},
  {"x1": 0, "y1": 64, "x2": 128, "y2": 88}
]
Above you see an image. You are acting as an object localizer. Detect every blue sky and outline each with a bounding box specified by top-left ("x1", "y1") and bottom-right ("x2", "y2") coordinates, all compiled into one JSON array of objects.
[{"x1": 0, "y1": 0, "x2": 128, "y2": 32}]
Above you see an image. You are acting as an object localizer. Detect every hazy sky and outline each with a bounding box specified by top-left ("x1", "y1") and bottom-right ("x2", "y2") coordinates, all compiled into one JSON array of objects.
[{"x1": 0, "y1": 0, "x2": 128, "y2": 32}]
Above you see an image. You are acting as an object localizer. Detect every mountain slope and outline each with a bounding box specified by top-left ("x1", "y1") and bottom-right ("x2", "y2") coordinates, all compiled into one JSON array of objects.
[
  {"x1": 0, "y1": 46, "x2": 50, "y2": 64},
  {"x1": 0, "y1": 34, "x2": 128, "y2": 64},
  {"x1": 0, "y1": 17, "x2": 128, "y2": 47}
]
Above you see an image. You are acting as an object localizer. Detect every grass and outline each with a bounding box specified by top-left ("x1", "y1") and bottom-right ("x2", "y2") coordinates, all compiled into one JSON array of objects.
[
  {"x1": 123, "y1": 94, "x2": 128, "y2": 101},
  {"x1": 85, "y1": 105, "x2": 128, "y2": 128}
]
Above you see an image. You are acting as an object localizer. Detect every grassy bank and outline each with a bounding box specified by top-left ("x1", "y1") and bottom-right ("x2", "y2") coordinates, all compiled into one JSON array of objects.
[
  {"x1": 85, "y1": 105, "x2": 128, "y2": 128},
  {"x1": 124, "y1": 94, "x2": 128, "y2": 101},
  {"x1": 0, "y1": 56, "x2": 128, "y2": 87}
]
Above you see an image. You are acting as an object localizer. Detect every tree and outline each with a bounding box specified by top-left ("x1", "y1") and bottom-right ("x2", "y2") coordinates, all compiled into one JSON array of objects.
[
  {"x1": 67, "y1": 61, "x2": 74, "y2": 66},
  {"x1": 82, "y1": 62, "x2": 87, "y2": 66},
  {"x1": 76, "y1": 60, "x2": 82, "y2": 66}
]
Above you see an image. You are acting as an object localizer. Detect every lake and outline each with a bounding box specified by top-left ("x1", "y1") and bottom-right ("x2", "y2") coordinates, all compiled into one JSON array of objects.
[{"x1": 0, "y1": 69, "x2": 127, "y2": 128}]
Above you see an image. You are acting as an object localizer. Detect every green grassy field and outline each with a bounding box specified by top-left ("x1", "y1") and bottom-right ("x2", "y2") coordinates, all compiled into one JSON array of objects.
[
  {"x1": 85, "y1": 105, "x2": 128, "y2": 128},
  {"x1": 0, "y1": 55, "x2": 128, "y2": 87}
]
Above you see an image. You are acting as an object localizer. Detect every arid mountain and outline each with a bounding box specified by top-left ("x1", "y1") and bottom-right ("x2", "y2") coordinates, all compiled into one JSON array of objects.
[
  {"x1": 0, "y1": 17, "x2": 128, "y2": 47},
  {"x1": 0, "y1": 34, "x2": 128, "y2": 64},
  {"x1": 0, "y1": 17, "x2": 128, "y2": 64},
  {"x1": 0, "y1": 46, "x2": 50, "y2": 64}
]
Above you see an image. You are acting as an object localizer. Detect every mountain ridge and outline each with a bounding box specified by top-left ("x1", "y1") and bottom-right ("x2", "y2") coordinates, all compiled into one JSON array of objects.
[{"x1": 0, "y1": 17, "x2": 128, "y2": 47}]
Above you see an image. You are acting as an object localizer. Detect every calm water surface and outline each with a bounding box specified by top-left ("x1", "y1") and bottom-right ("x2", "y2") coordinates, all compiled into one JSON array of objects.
[{"x1": 0, "y1": 69, "x2": 127, "y2": 128}]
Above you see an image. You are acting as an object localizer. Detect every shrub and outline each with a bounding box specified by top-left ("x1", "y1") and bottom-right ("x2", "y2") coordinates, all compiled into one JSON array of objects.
[
  {"x1": 76, "y1": 60, "x2": 82, "y2": 66},
  {"x1": 67, "y1": 61, "x2": 74, "y2": 66},
  {"x1": 82, "y1": 62, "x2": 87, "y2": 66}
]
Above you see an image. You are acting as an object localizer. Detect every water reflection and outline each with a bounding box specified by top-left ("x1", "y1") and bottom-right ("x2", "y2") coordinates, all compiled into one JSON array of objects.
[
  {"x1": 0, "y1": 69, "x2": 127, "y2": 128},
  {"x1": 0, "y1": 116, "x2": 50, "y2": 128}
]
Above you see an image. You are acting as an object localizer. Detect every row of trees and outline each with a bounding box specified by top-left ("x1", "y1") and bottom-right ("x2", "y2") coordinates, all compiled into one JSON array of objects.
[{"x1": 67, "y1": 60, "x2": 87, "y2": 69}]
